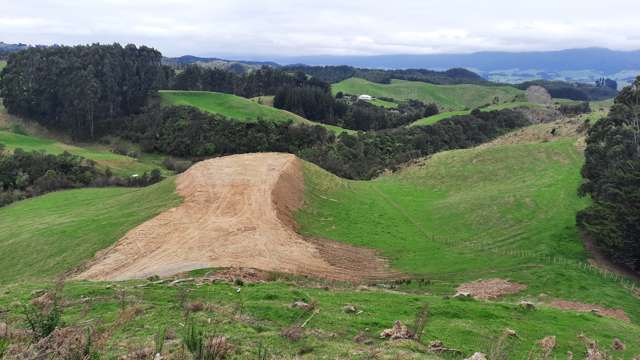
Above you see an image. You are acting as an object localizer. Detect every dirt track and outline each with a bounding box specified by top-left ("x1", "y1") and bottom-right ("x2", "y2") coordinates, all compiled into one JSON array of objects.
[{"x1": 76, "y1": 153, "x2": 397, "y2": 281}]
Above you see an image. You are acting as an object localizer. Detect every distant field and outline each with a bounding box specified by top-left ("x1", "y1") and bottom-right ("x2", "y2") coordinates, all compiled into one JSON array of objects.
[
  {"x1": 0, "y1": 178, "x2": 181, "y2": 283},
  {"x1": 0, "y1": 60, "x2": 6, "y2": 72},
  {"x1": 409, "y1": 101, "x2": 541, "y2": 127},
  {"x1": 370, "y1": 98, "x2": 398, "y2": 108},
  {"x1": 160, "y1": 90, "x2": 352, "y2": 134},
  {"x1": 0, "y1": 130, "x2": 161, "y2": 176},
  {"x1": 332, "y1": 77, "x2": 525, "y2": 111}
]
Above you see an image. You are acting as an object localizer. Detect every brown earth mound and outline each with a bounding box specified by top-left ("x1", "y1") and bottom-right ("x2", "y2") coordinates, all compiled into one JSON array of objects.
[
  {"x1": 76, "y1": 153, "x2": 397, "y2": 282},
  {"x1": 548, "y1": 300, "x2": 630, "y2": 322},
  {"x1": 456, "y1": 278, "x2": 527, "y2": 300}
]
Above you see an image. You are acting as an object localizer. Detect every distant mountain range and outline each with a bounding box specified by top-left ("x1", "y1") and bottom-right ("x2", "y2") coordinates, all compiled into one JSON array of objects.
[
  {"x1": 177, "y1": 48, "x2": 640, "y2": 87},
  {"x1": 271, "y1": 48, "x2": 639, "y2": 73}
]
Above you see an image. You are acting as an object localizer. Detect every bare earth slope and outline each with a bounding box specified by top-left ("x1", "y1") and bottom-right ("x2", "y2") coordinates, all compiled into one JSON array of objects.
[{"x1": 77, "y1": 153, "x2": 395, "y2": 281}]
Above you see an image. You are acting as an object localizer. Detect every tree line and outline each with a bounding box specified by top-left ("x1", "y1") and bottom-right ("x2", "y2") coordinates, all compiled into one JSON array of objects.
[
  {"x1": 159, "y1": 64, "x2": 329, "y2": 99},
  {"x1": 0, "y1": 147, "x2": 162, "y2": 207},
  {"x1": 117, "y1": 105, "x2": 530, "y2": 180},
  {"x1": 0, "y1": 44, "x2": 162, "y2": 140},
  {"x1": 578, "y1": 77, "x2": 640, "y2": 271},
  {"x1": 516, "y1": 80, "x2": 617, "y2": 101},
  {"x1": 281, "y1": 65, "x2": 489, "y2": 85},
  {"x1": 274, "y1": 86, "x2": 438, "y2": 131}
]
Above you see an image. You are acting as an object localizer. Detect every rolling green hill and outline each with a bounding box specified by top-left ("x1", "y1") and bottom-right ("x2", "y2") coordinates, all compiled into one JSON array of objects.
[
  {"x1": 332, "y1": 77, "x2": 524, "y2": 111},
  {"x1": 160, "y1": 90, "x2": 352, "y2": 134},
  {"x1": 409, "y1": 101, "x2": 541, "y2": 127},
  {"x1": 0, "y1": 178, "x2": 181, "y2": 283},
  {"x1": 296, "y1": 134, "x2": 640, "y2": 354},
  {"x1": 1, "y1": 125, "x2": 639, "y2": 357},
  {"x1": 0, "y1": 130, "x2": 162, "y2": 176}
]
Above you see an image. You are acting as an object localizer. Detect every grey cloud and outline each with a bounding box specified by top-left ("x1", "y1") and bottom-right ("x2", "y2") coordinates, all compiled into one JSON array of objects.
[{"x1": 1, "y1": 0, "x2": 639, "y2": 57}]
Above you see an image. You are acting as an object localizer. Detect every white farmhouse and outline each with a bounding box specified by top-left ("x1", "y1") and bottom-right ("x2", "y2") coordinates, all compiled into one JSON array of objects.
[{"x1": 358, "y1": 94, "x2": 373, "y2": 101}]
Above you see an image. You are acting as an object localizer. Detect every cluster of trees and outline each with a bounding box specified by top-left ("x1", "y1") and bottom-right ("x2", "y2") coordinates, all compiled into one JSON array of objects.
[
  {"x1": 577, "y1": 77, "x2": 640, "y2": 271},
  {"x1": 274, "y1": 85, "x2": 439, "y2": 131},
  {"x1": 596, "y1": 78, "x2": 618, "y2": 90},
  {"x1": 118, "y1": 105, "x2": 530, "y2": 180},
  {"x1": 516, "y1": 80, "x2": 617, "y2": 101},
  {"x1": 0, "y1": 44, "x2": 162, "y2": 140},
  {"x1": 162, "y1": 65, "x2": 328, "y2": 99},
  {"x1": 559, "y1": 101, "x2": 591, "y2": 116},
  {"x1": 0, "y1": 146, "x2": 164, "y2": 207},
  {"x1": 282, "y1": 65, "x2": 488, "y2": 85}
]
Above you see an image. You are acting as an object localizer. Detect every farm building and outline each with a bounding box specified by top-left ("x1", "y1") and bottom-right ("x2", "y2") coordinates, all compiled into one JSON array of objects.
[{"x1": 358, "y1": 94, "x2": 373, "y2": 101}]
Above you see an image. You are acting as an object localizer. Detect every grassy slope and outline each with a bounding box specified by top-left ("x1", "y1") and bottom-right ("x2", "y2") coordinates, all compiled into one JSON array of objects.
[
  {"x1": 297, "y1": 137, "x2": 640, "y2": 353},
  {"x1": 332, "y1": 78, "x2": 524, "y2": 111},
  {"x1": 409, "y1": 102, "x2": 540, "y2": 127},
  {"x1": 0, "y1": 131, "x2": 638, "y2": 357},
  {"x1": 0, "y1": 60, "x2": 6, "y2": 72},
  {"x1": 0, "y1": 130, "x2": 162, "y2": 176},
  {"x1": 160, "y1": 90, "x2": 352, "y2": 135},
  {"x1": 0, "y1": 178, "x2": 181, "y2": 283}
]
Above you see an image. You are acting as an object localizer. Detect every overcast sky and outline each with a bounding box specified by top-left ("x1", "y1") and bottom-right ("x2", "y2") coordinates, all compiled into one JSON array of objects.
[{"x1": 2, "y1": 0, "x2": 640, "y2": 58}]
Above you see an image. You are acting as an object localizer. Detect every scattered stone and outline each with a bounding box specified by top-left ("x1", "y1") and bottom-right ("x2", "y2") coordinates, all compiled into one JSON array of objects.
[
  {"x1": 428, "y1": 340, "x2": 455, "y2": 353},
  {"x1": 612, "y1": 338, "x2": 625, "y2": 351},
  {"x1": 518, "y1": 300, "x2": 536, "y2": 310},
  {"x1": 342, "y1": 304, "x2": 357, "y2": 314},
  {"x1": 590, "y1": 309, "x2": 602, "y2": 317},
  {"x1": 503, "y1": 328, "x2": 518, "y2": 338},
  {"x1": 464, "y1": 352, "x2": 487, "y2": 360},
  {"x1": 453, "y1": 291, "x2": 471, "y2": 299},
  {"x1": 567, "y1": 351, "x2": 573, "y2": 360},
  {"x1": 380, "y1": 321, "x2": 414, "y2": 340},
  {"x1": 290, "y1": 301, "x2": 314, "y2": 311}
]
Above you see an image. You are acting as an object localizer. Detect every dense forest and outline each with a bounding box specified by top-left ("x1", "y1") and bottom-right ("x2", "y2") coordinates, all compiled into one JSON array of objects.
[
  {"x1": 0, "y1": 148, "x2": 162, "y2": 207},
  {"x1": 0, "y1": 44, "x2": 162, "y2": 140},
  {"x1": 161, "y1": 64, "x2": 329, "y2": 98},
  {"x1": 578, "y1": 77, "x2": 640, "y2": 270},
  {"x1": 119, "y1": 105, "x2": 529, "y2": 179},
  {"x1": 274, "y1": 86, "x2": 438, "y2": 131},
  {"x1": 282, "y1": 65, "x2": 488, "y2": 85},
  {"x1": 516, "y1": 80, "x2": 617, "y2": 101}
]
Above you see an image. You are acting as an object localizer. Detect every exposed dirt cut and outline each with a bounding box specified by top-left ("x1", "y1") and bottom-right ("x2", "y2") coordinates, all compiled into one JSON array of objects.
[
  {"x1": 456, "y1": 278, "x2": 527, "y2": 300},
  {"x1": 548, "y1": 300, "x2": 630, "y2": 322},
  {"x1": 76, "y1": 153, "x2": 396, "y2": 282}
]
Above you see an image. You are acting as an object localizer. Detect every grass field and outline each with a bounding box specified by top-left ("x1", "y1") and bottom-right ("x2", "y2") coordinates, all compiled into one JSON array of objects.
[
  {"x1": 332, "y1": 78, "x2": 525, "y2": 111},
  {"x1": 409, "y1": 102, "x2": 541, "y2": 127},
  {"x1": 296, "y1": 136, "x2": 640, "y2": 353},
  {"x1": 0, "y1": 60, "x2": 6, "y2": 72},
  {"x1": 0, "y1": 178, "x2": 181, "y2": 283},
  {"x1": 0, "y1": 130, "x2": 162, "y2": 176},
  {"x1": 1, "y1": 117, "x2": 639, "y2": 357},
  {"x1": 160, "y1": 90, "x2": 352, "y2": 134}
]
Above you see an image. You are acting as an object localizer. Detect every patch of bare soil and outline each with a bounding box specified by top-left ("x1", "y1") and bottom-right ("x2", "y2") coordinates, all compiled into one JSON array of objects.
[
  {"x1": 76, "y1": 153, "x2": 397, "y2": 282},
  {"x1": 456, "y1": 278, "x2": 527, "y2": 300},
  {"x1": 548, "y1": 300, "x2": 630, "y2": 322},
  {"x1": 478, "y1": 116, "x2": 589, "y2": 149}
]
